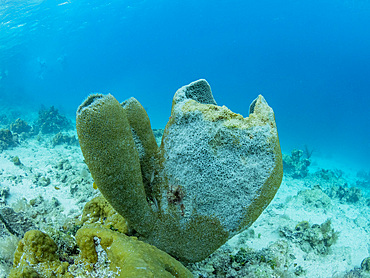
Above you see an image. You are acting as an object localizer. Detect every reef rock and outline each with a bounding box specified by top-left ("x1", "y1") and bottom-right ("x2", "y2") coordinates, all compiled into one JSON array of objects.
[
  {"x1": 34, "y1": 106, "x2": 72, "y2": 134},
  {"x1": 10, "y1": 118, "x2": 32, "y2": 134},
  {"x1": 283, "y1": 149, "x2": 311, "y2": 178},
  {"x1": 0, "y1": 129, "x2": 18, "y2": 152},
  {"x1": 0, "y1": 207, "x2": 36, "y2": 238}
]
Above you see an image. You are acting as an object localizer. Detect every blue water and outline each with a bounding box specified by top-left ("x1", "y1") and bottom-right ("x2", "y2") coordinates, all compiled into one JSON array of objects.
[{"x1": 1, "y1": 0, "x2": 369, "y2": 170}]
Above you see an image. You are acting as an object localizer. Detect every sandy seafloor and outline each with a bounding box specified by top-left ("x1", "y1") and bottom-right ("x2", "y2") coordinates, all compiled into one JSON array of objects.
[{"x1": 0, "y1": 108, "x2": 370, "y2": 278}]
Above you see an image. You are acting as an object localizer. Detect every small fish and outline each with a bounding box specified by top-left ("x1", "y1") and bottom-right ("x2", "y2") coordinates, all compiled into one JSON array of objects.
[
  {"x1": 150, "y1": 171, "x2": 155, "y2": 184},
  {"x1": 153, "y1": 197, "x2": 158, "y2": 210},
  {"x1": 93, "y1": 182, "x2": 98, "y2": 190}
]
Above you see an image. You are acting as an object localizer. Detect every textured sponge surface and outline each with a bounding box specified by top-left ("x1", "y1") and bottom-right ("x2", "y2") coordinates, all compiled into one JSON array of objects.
[
  {"x1": 163, "y1": 119, "x2": 274, "y2": 232},
  {"x1": 75, "y1": 79, "x2": 283, "y2": 263},
  {"x1": 161, "y1": 81, "x2": 282, "y2": 235}
]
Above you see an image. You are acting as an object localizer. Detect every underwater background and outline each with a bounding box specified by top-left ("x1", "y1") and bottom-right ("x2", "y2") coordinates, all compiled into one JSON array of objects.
[
  {"x1": 2, "y1": 1, "x2": 370, "y2": 277},
  {"x1": 1, "y1": 0, "x2": 370, "y2": 171}
]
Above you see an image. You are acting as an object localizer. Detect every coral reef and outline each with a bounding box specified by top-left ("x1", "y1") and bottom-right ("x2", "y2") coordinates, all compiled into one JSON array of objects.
[
  {"x1": 10, "y1": 118, "x2": 32, "y2": 134},
  {"x1": 0, "y1": 186, "x2": 9, "y2": 205},
  {"x1": 34, "y1": 106, "x2": 72, "y2": 134},
  {"x1": 75, "y1": 224, "x2": 193, "y2": 277},
  {"x1": 0, "y1": 129, "x2": 18, "y2": 152},
  {"x1": 361, "y1": 257, "x2": 370, "y2": 272},
  {"x1": 343, "y1": 257, "x2": 370, "y2": 277},
  {"x1": 279, "y1": 219, "x2": 339, "y2": 255},
  {"x1": 283, "y1": 149, "x2": 311, "y2": 178},
  {"x1": 76, "y1": 79, "x2": 283, "y2": 262},
  {"x1": 52, "y1": 132, "x2": 79, "y2": 146},
  {"x1": 356, "y1": 170, "x2": 370, "y2": 188},
  {"x1": 0, "y1": 114, "x2": 9, "y2": 126},
  {"x1": 0, "y1": 234, "x2": 18, "y2": 275},
  {"x1": 189, "y1": 240, "x2": 300, "y2": 277},
  {"x1": 152, "y1": 128, "x2": 164, "y2": 146},
  {"x1": 325, "y1": 184, "x2": 363, "y2": 204},
  {"x1": 315, "y1": 168, "x2": 344, "y2": 181}
]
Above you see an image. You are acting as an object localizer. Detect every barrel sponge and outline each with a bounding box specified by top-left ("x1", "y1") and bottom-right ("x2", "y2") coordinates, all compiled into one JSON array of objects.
[
  {"x1": 173, "y1": 79, "x2": 217, "y2": 106},
  {"x1": 76, "y1": 80, "x2": 283, "y2": 263},
  {"x1": 76, "y1": 94, "x2": 157, "y2": 237},
  {"x1": 75, "y1": 224, "x2": 193, "y2": 278},
  {"x1": 121, "y1": 97, "x2": 160, "y2": 198},
  {"x1": 161, "y1": 83, "x2": 283, "y2": 236}
]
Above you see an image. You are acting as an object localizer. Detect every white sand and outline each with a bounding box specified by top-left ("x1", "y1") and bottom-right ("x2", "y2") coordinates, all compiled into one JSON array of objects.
[
  {"x1": 0, "y1": 133, "x2": 94, "y2": 216},
  {"x1": 0, "y1": 134, "x2": 369, "y2": 278}
]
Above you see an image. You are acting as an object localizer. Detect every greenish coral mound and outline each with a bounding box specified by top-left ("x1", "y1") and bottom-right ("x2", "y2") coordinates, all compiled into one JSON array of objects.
[
  {"x1": 75, "y1": 224, "x2": 193, "y2": 278},
  {"x1": 80, "y1": 195, "x2": 129, "y2": 234},
  {"x1": 8, "y1": 226, "x2": 192, "y2": 278},
  {"x1": 76, "y1": 79, "x2": 283, "y2": 262},
  {"x1": 9, "y1": 230, "x2": 73, "y2": 278}
]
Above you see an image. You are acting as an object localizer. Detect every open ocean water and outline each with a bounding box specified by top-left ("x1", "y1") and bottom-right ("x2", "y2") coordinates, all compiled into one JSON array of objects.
[{"x1": 1, "y1": 0, "x2": 370, "y2": 171}]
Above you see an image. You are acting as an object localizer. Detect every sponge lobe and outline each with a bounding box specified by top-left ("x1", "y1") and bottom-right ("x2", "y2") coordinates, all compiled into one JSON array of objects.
[
  {"x1": 161, "y1": 80, "x2": 281, "y2": 235},
  {"x1": 162, "y1": 106, "x2": 275, "y2": 233}
]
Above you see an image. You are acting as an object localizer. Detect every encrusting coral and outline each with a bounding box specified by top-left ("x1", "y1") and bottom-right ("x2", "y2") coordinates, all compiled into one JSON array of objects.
[
  {"x1": 75, "y1": 224, "x2": 193, "y2": 277},
  {"x1": 8, "y1": 230, "x2": 73, "y2": 278},
  {"x1": 76, "y1": 79, "x2": 283, "y2": 263},
  {"x1": 80, "y1": 195, "x2": 129, "y2": 234},
  {"x1": 8, "y1": 226, "x2": 193, "y2": 277}
]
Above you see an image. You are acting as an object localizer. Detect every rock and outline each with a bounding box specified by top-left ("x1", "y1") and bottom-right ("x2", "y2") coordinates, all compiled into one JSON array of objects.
[
  {"x1": 0, "y1": 186, "x2": 9, "y2": 205},
  {"x1": 279, "y1": 219, "x2": 339, "y2": 255},
  {"x1": 32, "y1": 173, "x2": 51, "y2": 187},
  {"x1": 52, "y1": 132, "x2": 78, "y2": 146},
  {"x1": 294, "y1": 185, "x2": 332, "y2": 210},
  {"x1": 11, "y1": 156, "x2": 22, "y2": 166},
  {"x1": 0, "y1": 207, "x2": 36, "y2": 237}
]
